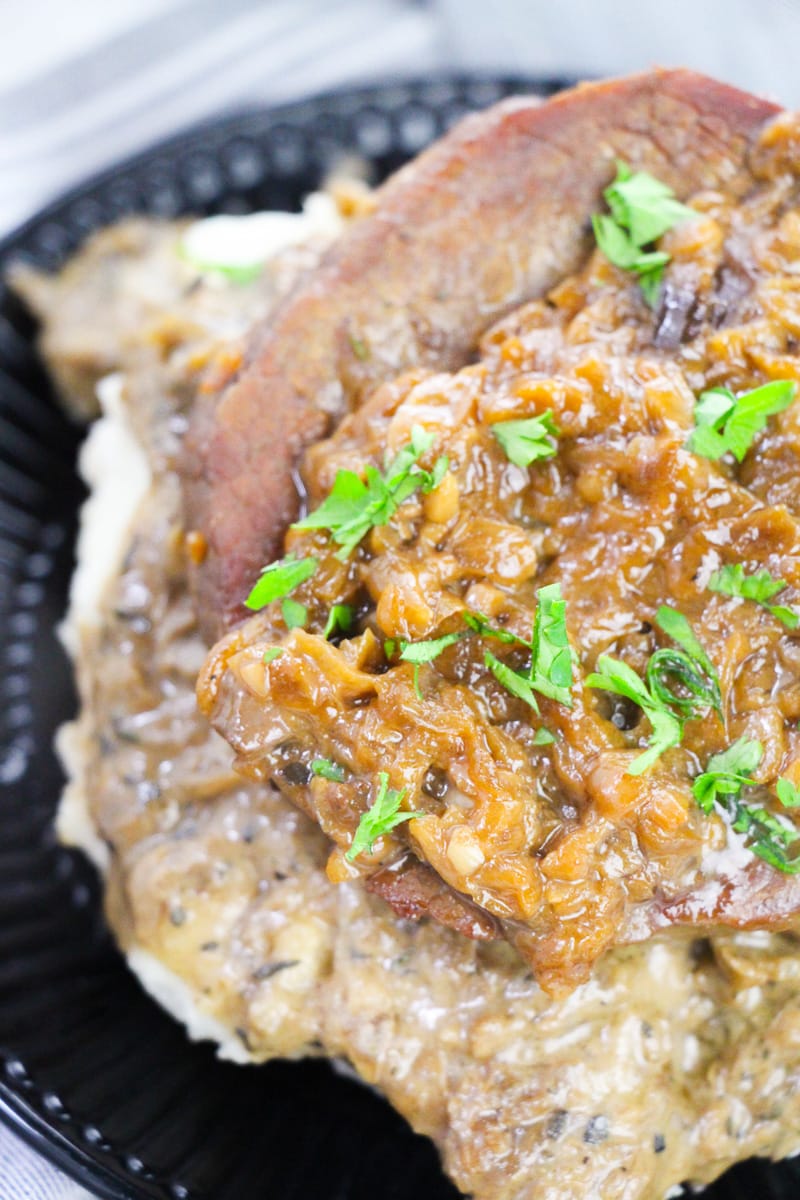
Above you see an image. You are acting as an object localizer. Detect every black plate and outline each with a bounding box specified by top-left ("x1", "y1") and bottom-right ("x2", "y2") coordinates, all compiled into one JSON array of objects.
[{"x1": 0, "y1": 74, "x2": 797, "y2": 1200}]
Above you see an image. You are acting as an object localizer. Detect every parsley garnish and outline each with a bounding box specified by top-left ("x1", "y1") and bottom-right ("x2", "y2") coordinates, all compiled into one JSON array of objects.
[
  {"x1": 262, "y1": 647, "x2": 283, "y2": 664},
  {"x1": 348, "y1": 333, "x2": 369, "y2": 361},
  {"x1": 491, "y1": 412, "x2": 559, "y2": 468},
  {"x1": 346, "y1": 772, "x2": 419, "y2": 861},
  {"x1": 586, "y1": 655, "x2": 682, "y2": 776},
  {"x1": 692, "y1": 737, "x2": 763, "y2": 813},
  {"x1": 323, "y1": 604, "x2": 355, "y2": 640},
  {"x1": 281, "y1": 597, "x2": 307, "y2": 630},
  {"x1": 693, "y1": 740, "x2": 800, "y2": 874},
  {"x1": 587, "y1": 607, "x2": 719, "y2": 775},
  {"x1": 462, "y1": 611, "x2": 529, "y2": 647},
  {"x1": 708, "y1": 564, "x2": 799, "y2": 630},
  {"x1": 777, "y1": 777, "x2": 800, "y2": 808},
  {"x1": 592, "y1": 160, "x2": 694, "y2": 306},
  {"x1": 397, "y1": 630, "x2": 466, "y2": 700},
  {"x1": 484, "y1": 583, "x2": 574, "y2": 713},
  {"x1": 294, "y1": 425, "x2": 449, "y2": 560},
  {"x1": 528, "y1": 583, "x2": 574, "y2": 704},
  {"x1": 686, "y1": 380, "x2": 796, "y2": 462},
  {"x1": 311, "y1": 758, "x2": 345, "y2": 782},
  {"x1": 245, "y1": 553, "x2": 318, "y2": 611},
  {"x1": 647, "y1": 605, "x2": 722, "y2": 719},
  {"x1": 532, "y1": 727, "x2": 557, "y2": 745}
]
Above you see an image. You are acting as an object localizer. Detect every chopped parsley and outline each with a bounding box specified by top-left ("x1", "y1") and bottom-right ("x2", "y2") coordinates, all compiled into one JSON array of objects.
[
  {"x1": 484, "y1": 583, "x2": 574, "y2": 713},
  {"x1": 245, "y1": 553, "x2": 318, "y2": 612},
  {"x1": 592, "y1": 160, "x2": 695, "y2": 306},
  {"x1": 491, "y1": 412, "x2": 560, "y2": 468},
  {"x1": 587, "y1": 607, "x2": 719, "y2": 775},
  {"x1": 532, "y1": 727, "x2": 557, "y2": 746},
  {"x1": 281, "y1": 597, "x2": 307, "y2": 630},
  {"x1": 323, "y1": 604, "x2": 355, "y2": 640},
  {"x1": 586, "y1": 655, "x2": 682, "y2": 776},
  {"x1": 528, "y1": 583, "x2": 574, "y2": 705},
  {"x1": 311, "y1": 758, "x2": 345, "y2": 782},
  {"x1": 346, "y1": 772, "x2": 419, "y2": 861},
  {"x1": 777, "y1": 777, "x2": 800, "y2": 808},
  {"x1": 693, "y1": 740, "x2": 800, "y2": 874},
  {"x1": 463, "y1": 611, "x2": 530, "y2": 647},
  {"x1": 390, "y1": 592, "x2": 573, "y2": 713},
  {"x1": 646, "y1": 605, "x2": 722, "y2": 719},
  {"x1": 692, "y1": 737, "x2": 763, "y2": 813},
  {"x1": 707, "y1": 564, "x2": 799, "y2": 630},
  {"x1": 348, "y1": 333, "x2": 369, "y2": 361},
  {"x1": 486, "y1": 655, "x2": 548, "y2": 712},
  {"x1": 686, "y1": 380, "x2": 796, "y2": 462},
  {"x1": 294, "y1": 425, "x2": 448, "y2": 560},
  {"x1": 397, "y1": 630, "x2": 466, "y2": 699},
  {"x1": 262, "y1": 647, "x2": 283, "y2": 665}
]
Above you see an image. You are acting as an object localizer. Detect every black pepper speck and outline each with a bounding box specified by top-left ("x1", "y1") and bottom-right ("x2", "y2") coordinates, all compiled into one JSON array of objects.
[
  {"x1": 283, "y1": 761, "x2": 312, "y2": 787},
  {"x1": 252, "y1": 960, "x2": 299, "y2": 981},
  {"x1": 545, "y1": 1109, "x2": 568, "y2": 1140}
]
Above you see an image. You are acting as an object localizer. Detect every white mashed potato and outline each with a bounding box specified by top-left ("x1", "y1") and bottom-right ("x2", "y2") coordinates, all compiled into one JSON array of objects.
[{"x1": 55, "y1": 198, "x2": 345, "y2": 1059}]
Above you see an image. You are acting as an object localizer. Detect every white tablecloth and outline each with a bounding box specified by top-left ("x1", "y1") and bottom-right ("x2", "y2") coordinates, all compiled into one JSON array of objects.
[{"x1": 4, "y1": 0, "x2": 800, "y2": 1194}]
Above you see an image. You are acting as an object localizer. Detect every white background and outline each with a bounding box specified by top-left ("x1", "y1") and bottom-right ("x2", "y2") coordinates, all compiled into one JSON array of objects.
[{"x1": 4, "y1": 0, "x2": 800, "y2": 235}]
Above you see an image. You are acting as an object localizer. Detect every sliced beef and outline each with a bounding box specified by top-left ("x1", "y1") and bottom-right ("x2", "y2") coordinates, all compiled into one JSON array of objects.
[
  {"x1": 182, "y1": 69, "x2": 779, "y2": 637},
  {"x1": 366, "y1": 858, "x2": 501, "y2": 942}
]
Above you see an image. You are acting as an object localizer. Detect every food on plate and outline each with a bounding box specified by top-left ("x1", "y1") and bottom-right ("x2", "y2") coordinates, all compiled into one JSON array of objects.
[
  {"x1": 14, "y1": 68, "x2": 800, "y2": 1199},
  {"x1": 183, "y1": 69, "x2": 778, "y2": 635}
]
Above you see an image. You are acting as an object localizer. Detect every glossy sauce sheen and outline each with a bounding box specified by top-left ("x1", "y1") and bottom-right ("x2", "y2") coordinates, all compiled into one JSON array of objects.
[
  {"x1": 201, "y1": 113, "x2": 800, "y2": 997},
  {"x1": 19, "y1": 108, "x2": 800, "y2": 1200}
]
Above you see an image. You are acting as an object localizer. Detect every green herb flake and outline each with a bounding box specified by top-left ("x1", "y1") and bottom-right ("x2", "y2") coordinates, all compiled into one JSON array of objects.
[
  {"x1": 587, "y1": 607, "x2": 719, "y2": 775},
  {"x1": 592, "y1": 160, "x2": 694, "y2": 306},
  {"x1": 491, "y1": 412, "x2": 560, "y2": 468},
  {"x1": 398, "y1": 630, "x2": 466, "y2": 700},
  {"x1": 604, "y1": 161, "x2": 695, "y2": 246},
  {"x1": 592, "y1": 214, "x2": 670, "y2": 305},
  {"x1": 346, "y1": 772, "x2": 419, "y2": 861},
  {"x1": 647, "y1": 605, "x2": 722, "y2": 719},
  {"x1": 293, "y1": 425, "x2": 448, "y2": 560},
  {"x1": 348, "y1": 333, "x2": 369, "y2": 361},
  {"x1": 529, "y1": 583, "x2": 573, "y2": 706},
  {"x1": 323, "y1": 604, "x2": 355, "y2": 640},
  {"x1": 262, "y1": 647, "x2": 284, "y2": 665},
  {"x1": 686, "y1": 380, "x2": 796, "y2": 463},
  {"x1": 708, "y1": 564, "x2": 799, "y2": 630},
  {"x1": 692, "y1": 740, "x2": 800, "y2": 874},
  {"x1": 244, "y1": 554, "x2": 318, "y2": 611},
  {"x1": 311, "y1": 758, "x2": 345, "y2": 782},
  {"x1": 484, "y1": 584, "x2": 574, "y2": 713},
  {"x1": 586, "y1": 654, "x2": 682, "y2": 776},
  {"x1": 485, "y1": 650, "x2": 542, "y2": 711},
  {"x1": 777, "y1": 777, "x2": 800, "y2": 808},
  {"x1": 691, "y1": 737, "x2": 763, "y2": 813},
  {"x1": 532, "y1": 727, "x2": 557, "y2": 746},
  {"x1": 281, "y1": 597, "x2": 307, "y2": 630},
  {"x1": 463, "y1": 611, "x2": 530, "y2": 647}
]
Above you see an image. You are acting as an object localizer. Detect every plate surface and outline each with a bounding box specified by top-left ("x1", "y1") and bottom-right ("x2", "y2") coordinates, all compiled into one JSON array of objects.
[{"x1": 0, "y1": 74, "x2": 797, "y2": 1200}]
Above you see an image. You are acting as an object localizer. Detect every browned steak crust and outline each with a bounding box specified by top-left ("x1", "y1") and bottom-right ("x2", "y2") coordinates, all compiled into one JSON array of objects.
[
  {"x1": 182, "y1": 69, "x2": 779, "y2": 636},
  {"x1": 366, "y1": 858, "x2": 501, "y2": 942}
]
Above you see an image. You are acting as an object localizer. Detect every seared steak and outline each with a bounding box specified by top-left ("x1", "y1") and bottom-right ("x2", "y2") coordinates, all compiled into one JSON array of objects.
[
  {"x1": 199, "y1": 81, "x2": 800, "y2": 993},
  {"x1": 182, "y1": 69, "x2": 779, "y2": 635}
]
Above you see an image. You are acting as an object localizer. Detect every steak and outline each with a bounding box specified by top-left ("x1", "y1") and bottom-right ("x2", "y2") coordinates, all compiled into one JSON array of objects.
[
  {"x1": 182, "y1": 69, "x2": 779, "y2": 636},
  {"x1": 197, "y1": 78, "x2": 800, "y2": 993}
]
